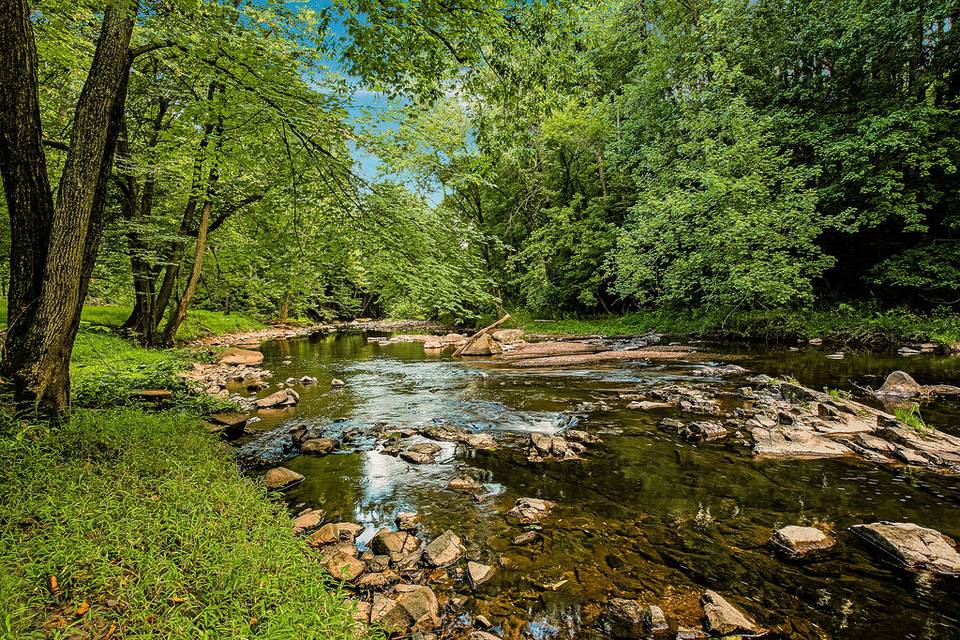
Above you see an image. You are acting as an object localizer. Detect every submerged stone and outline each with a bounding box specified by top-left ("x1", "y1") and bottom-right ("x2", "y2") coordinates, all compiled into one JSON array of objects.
[
  {"x1": 770, "y1": 525, "x2": 834, "y2": 558},
  {"x1": 701, "y1": 590, "x2": 760, "y2": 636}
]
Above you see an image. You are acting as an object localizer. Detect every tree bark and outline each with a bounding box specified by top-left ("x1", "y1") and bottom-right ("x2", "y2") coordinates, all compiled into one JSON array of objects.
[
  {"x1": 0, "y1": 0, "x2": 136, "y2": 414},
  {"x1": 160, "y1": 114, "x2": 222, "y2": 345},
  {"x1": 160, "y1": 197, "x2": 212, "y2": 345},
  {"x1": 278, "y1": 291, "x2": 291, "y2": 323}
]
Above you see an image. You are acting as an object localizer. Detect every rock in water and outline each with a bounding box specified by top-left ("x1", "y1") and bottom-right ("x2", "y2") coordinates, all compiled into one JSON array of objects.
[
  {"x1": 217, "y1": 347, "x2": 264, "y2": 365},
  {"x1": 448, "y1": 476, "x2": 483, "y2": 493},
  {"x1": 301, "y1": 437, "x2": 338, "y2": 455},
  {"x1": 876, "y1": 370, "x2": 922, "y2": 398},
  {"x1": 701, "y1": 590, "x2": 760, "y2": 636},
  {"x1": 423, "y1": 530, "x2": 464, "y2": 567},
  {"x1": 400, "y1": 442, "x2": 442, "y2": 464},
  {"x1": 396, "y1": 512, "x2": 421, "y2": 531},
  {"x1": 263, "y1": 466, "x2": 303, "y2": 490},
  {"x1": 850, "y1": 522, "x2": 960, "y2": 575},
  {"x1": 467, "y1": 561, "x2": 495, "y2": 588},
  {"x1": 491, "y1": 328, "x2": 525, "y2": 344},
  {"x1": 371, "y1": 529, "x2": 420, "y2": 562},
  {"x1": 680, "y1": 421, "x2": 728, "y2": 441},
  {"x1": 255, "y1": 388, "x2": 299, "y2": 409},
  {"x1": 604, "y1": 598, "x2": 644, "y2": 638},
  {"x1": 643, "y1": 605, "x2": 669, "y2": 635},
  {"x1": 395, "y1": 584, "x2": 440, "y2": 629},
  {"x1": 461, "y1": 333, "x2": 502, "y2": 356},
  {"x1": 291, "y1": 509, "x2": 324, "y2": 533},
  {"x1": 770, "y1": 525, "x2": 834, "y2": 558},
  {"x1": 507, "y1": 497, "x2": 555, "y2": 524}
]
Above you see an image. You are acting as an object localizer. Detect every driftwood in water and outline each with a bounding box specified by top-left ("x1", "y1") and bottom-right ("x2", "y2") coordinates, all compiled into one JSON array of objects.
[
  {"x1": 500, "y1": 347, "x2": 700, "y2": 367},
  {"x1": 453, "y1": 314, "x2": 511, "y2": 357}
]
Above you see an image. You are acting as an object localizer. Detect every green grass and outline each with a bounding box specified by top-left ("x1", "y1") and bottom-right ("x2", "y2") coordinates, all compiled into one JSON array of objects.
[
  {"x1": 507, "y1": 305, "x2": 960, "y2": 347},
  {"x1": 0, "y1": 301, "x2": 266, "y2": 343},
  {"x1": 895, "y1": 403, "x2": 929, "y2": 435},
  {"x1": 173, "y1": 309, "x2": 266, "y2": 342},
  {"x1": 0, "y1": 409, "x2": 371, "y2": 639}
]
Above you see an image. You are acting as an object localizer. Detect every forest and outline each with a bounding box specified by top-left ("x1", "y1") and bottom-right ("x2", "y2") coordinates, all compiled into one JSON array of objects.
[{"x1": 3, "y1": 1, "x2": 960, "y2": 639}]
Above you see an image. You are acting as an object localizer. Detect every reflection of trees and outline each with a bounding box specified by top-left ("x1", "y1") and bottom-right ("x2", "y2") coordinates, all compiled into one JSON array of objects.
[{"x1": 285, "y1": 453, "x2": 365, "y2": 522}]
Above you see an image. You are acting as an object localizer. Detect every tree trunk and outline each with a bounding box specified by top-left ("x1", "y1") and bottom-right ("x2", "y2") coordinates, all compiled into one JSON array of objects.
[
  {"x1": 278, "y1": 292, "x2": 291, "y2": 323},
  {"x1": 150, "y1": 91, "x2": 217, "y2": 327},
  {"x1": 118, "y1": 96, "x2": 167, "y2": 344},
  {"x1": 160, "y1": 198, "x2": 212, "y2": 345},
  {"x1": 0, "y1": 0, "x2": 136, "y2": 414}
]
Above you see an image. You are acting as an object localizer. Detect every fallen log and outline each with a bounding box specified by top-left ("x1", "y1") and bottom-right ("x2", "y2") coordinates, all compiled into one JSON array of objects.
[
  {"x1": 453, "y1": 314, "x2": 511, "y2": 357},
  {"x1": 498, "y1": 347, "x2": 700, "y2": 367}
]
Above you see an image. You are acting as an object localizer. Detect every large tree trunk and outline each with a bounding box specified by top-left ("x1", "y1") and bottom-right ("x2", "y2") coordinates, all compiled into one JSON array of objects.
[{"x1": 0, "y1": 0, "x2": 136, "y2": 414}]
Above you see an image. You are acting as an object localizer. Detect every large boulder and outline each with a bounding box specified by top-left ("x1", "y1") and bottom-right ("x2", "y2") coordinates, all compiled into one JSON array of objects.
[
  {"x1": 701, "y1": 590, "x2": 760, "y2": 636},
  {"x1": 876, "y1": 371, "x2": 923, "y2": 398},
  {"x1": 263, "y1": 466, "x2": 303, "y2": 490},
  {"x1": 850, "y1": 522, "x2": 960, "y2": 575},
  {"x1": 217, "y1": 347, "x2": 264, "y2": 365},
  {"x1": 423, "y1": 530, "x2": 464, "y2": 567},
  {"x1": 460, "y1": 333, "x2": 502, "y2": 356},
  {"x1": 769, "y1": 525, "x2": 834, "y2": 558}
]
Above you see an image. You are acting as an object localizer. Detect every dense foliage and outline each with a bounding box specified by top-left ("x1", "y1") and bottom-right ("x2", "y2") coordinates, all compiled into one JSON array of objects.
[
  {"x1": 3, "y1": 0, "x2": 959, "y2": 372},
  {"x1": 374, "y1": 0, "x2": 960, "y2": 315}
]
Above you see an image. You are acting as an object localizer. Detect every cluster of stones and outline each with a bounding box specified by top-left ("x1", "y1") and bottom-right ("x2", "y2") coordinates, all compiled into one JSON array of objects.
[
  {"x1": 624, "y1": 367, "x2": 960, "y2": 473},
  {"x1": 378, "y1": 424, "x2": 498, "y2": 464},
  {"x1": 602, "y1": 520, "x2": 960, "y2": 639},
  {"x1": 289, "y1": 506, "x2": 539, "y2": 638},
  {"x1": 605, "y1": 589, "x2": 762, "y2": 639},
  {"x1": 527, "y1": 430, "x2": 601, "y2": 462}
]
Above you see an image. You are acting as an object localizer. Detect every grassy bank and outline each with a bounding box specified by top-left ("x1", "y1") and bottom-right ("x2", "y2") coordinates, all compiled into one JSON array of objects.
[
  {"x1": 0, "y1": 302, "x2": 266, "y2": 343},
  {"x1": 0, "y1": 315, "x2": 369, "y2": 639},
  {"x1": 509, "y1": 306, "x2": 960, "y2": 348},
  {"x1": 0, "y1": 410, "x2": 366, "y2": 639}
]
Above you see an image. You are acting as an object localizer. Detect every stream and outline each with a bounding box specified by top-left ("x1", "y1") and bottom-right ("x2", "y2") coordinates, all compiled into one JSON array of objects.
[{"x1": 231, "y1": 331, "x2": 960, "y2": 639}]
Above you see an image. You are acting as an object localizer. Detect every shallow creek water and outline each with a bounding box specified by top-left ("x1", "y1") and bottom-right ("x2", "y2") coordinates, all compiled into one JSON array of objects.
[{"x1": 233, "y1": 332, "x2": 960, "y2": 639}]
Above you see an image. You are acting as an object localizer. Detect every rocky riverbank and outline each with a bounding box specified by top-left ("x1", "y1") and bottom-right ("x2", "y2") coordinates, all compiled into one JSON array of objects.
[{"x1": 185, "y1": 324, "x2": 960, "y2": 638}]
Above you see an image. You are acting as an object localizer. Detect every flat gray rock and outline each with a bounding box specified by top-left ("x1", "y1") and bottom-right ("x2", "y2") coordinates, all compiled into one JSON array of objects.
[{"x1": 850, "y1": 522, "x2": 960, "y2": 575}]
